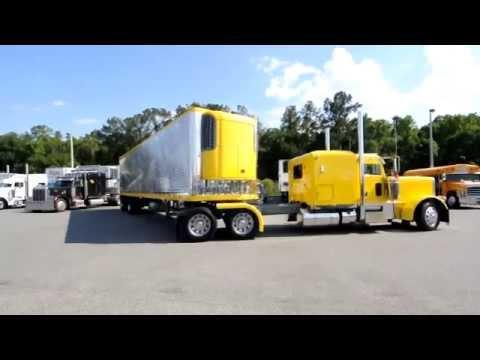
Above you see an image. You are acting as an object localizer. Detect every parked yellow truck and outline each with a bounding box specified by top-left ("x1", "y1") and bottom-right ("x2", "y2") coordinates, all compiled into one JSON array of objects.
[{"x1": 119, "y1": 107, "x2": 449, "y2": 241}]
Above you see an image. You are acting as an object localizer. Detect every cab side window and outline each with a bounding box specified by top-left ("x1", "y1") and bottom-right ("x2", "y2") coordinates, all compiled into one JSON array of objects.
[
  {"x1": 365, "y1": 164, "x2": 381, "y2": 175},
  {"x1": 293, "y1": 164, "x2": 303, "y2": 179}
]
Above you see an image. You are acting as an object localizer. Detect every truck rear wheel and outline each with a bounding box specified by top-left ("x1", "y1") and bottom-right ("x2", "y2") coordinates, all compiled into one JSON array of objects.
[
  {"x1": 0, "y1": 198, "x2": 7, "y2": 210},
  {"x1": 126, "y1": 201, "x2": 142, "y2": 214},
  {"x1": 176, "y1": 207, "x2": 217, "y2": 242},
  {"x1": 55, "y1": 198, "x2": 67, "y2": 212},
  {"x1": 224, "y1": 210, "x2": 259, "y2": 240},
  {"x1": 416, "y1": 201, "x2": 440, "y2": 231}
]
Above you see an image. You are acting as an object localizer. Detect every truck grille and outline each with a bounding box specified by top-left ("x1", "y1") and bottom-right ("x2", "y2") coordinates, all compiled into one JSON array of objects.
[
  {"x1": 467, "y1": 187, "x2": 480, "y2": 197},
  {"x1": 33, "y1": 188, "x2": 46, "y2": 201}
]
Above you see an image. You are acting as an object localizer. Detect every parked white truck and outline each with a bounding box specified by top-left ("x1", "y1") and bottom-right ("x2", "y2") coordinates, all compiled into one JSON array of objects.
[
  {"x1": 0, "y1": 173, "x2": 47, "y2": 209},
  {"x1": 278, "y1": 159, "x2": 289, "y2": 201}
]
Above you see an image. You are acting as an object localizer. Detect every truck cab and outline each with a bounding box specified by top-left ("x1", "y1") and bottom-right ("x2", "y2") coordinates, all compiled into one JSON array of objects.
[
  {"x1": 0, "y1": 175, "x2": 25, "y2": 209},
  {"x1": 0, "y1": 174, "x2": 47, "y2": 210},
  {"x1": 288, "y1": 151, "x2": 449, "y2": 230},
  {"x1": 26, "y1": 171, "x2": 108, "y2": 212},
  {"x1": 404, "y1": 164, "x2": 480, "y2": 208}
]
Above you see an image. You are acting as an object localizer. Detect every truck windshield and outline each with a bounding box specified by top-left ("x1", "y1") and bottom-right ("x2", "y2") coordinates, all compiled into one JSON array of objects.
[
  {"x1": 0, "y1": 183, "x2": 12, "y2": 187},
  {"x1": 446, "y1": 174, "x2": 480, "y2": 182},
  {"x1": 53, "y1": 180, "x2": 73, "y2": 187}
]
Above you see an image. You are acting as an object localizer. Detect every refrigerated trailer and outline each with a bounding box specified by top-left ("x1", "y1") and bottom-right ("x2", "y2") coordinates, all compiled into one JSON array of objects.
[
  {"x1": 120, "y1": 107, "x2": 262, "y2": 241},
  {"x1": 120, "y1": 107, "x2": 449, "y2": 242}
]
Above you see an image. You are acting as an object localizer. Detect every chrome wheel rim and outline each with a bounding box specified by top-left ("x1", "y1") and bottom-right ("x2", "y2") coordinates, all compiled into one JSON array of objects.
[
  {"x1": 0, "y1": 201, "x2": 4, "y2": 209},
  {"x1": 424, "y1": 206, "x2": 438, "y2": 227},
  {"x1": 188, "y1": 213, "x2": 212, "y2": 237},
  {"x1": 57, "y1": 200, "x2": 66, "y2": 211},
  {"x1": 231, "y1": 212, "x2": 254, "y2": 236}
]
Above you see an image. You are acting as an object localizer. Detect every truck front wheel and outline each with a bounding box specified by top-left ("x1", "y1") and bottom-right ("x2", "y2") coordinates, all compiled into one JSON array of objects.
[
  {"x1": 0, "y1": 198, "x2": 7, "y2": 210},
  {"x1": 177, "y1": 207, "x2": 217, "y2": 242},
  {"x1": 224, "y1": 210, "x2": 259, "y2": 240},
  {"x1": 55, "y1": 198, "x2": 68, "y2": 212},
  {"x1": 446, "y1": 193, "x2": 459, "y2": 209},
  {"x1": 415, "y1": 201, "x2": 440, "y2": 231}
]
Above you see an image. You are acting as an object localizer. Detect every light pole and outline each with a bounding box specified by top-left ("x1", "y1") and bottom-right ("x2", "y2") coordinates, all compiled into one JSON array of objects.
[
  {"x1": 393, "y1": 116, "x2": 399, "y2": 173},
  {"x1": 69, "y1": 133, "x2": 74, "y2": 168},
  {"x1": 429, "y1": 109, "x2": 435, "y2": 167},
  {"x1": 324, "y1": 126, "x2": 331, "y2": 150}
]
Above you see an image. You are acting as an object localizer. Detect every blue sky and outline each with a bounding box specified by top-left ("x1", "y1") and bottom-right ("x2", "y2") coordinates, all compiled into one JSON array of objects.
[{"x1": 1, "y1": 45, "x2": 479, "y2": 136}]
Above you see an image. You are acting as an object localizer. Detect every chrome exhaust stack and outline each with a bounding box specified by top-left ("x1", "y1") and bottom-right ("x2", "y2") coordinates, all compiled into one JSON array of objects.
[{"x1": 358, "y1": 111, "x2": 366, "y2": 223}]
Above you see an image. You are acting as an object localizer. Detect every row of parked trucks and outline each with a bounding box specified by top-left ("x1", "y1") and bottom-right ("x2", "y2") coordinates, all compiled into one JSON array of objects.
[
  {"x1": 0, "y1": 165, "x2": 120, "y2": 211},
  {"x1": 8, "y1": 107, "x2": 477, "y2": 242},
  {"x1": 118, "y1": 107, "x2": 451, "y2": 242}
]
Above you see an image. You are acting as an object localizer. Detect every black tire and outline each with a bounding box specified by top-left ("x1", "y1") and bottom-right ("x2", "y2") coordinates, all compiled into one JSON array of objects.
[
  {"x1": 54, "y1": 198, "x2": 68, "y2": 212},
  {"x1": 446, "y1": 193, "x2": 460, "y2": 209},
  {"x1": 126, "y1": 200, "x2": 142, "y2": 215},
  {"x1": 415, "y1": 201, "x2": 440, "y2": 231},
  {"x1": 120, "y1": 201, "x2": 128, "y2": 212},
  {"x1": 0, "y1": 198, "x2": 7, "y2": 210},
  {"x1": 224, "y1": 210, "x2": 259, "y2": 240},
  {"x1": 176, "y1": 207, "x2": 217, "y2": 242}
]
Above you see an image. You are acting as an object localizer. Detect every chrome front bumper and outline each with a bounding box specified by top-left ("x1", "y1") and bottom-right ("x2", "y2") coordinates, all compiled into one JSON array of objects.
[{"x1": 459, "y1": 196, "x2": 480, "y2": 206}]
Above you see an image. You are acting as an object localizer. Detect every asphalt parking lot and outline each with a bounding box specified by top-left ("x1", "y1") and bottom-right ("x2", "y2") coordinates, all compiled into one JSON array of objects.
[{"x1": 1, "y1": 205, "x2": 480, "y2": 314}]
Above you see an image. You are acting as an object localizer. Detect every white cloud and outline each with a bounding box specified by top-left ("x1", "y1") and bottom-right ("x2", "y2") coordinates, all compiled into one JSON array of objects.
[
  {"x1": 52, "y1": 100, "x2": 65, "y2": 107},
  {"x1": 74, "y1": 117, "x2": 98, "y2": 125},
  {"x1": 261, "y1": 107, "x2": 286, "y2": 128},
  {"x1": 256, "y1": 56, "x2": 290, "y2": 74},
  {"x1": 256, "y1": 46, "x2": 480, "y2": 127}
]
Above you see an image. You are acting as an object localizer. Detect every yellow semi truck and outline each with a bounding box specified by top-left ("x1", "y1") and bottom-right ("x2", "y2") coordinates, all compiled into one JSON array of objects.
[
  {"x1": 119, "y1": 107, "x2": 449, "y2": 241},
  {"x1": 287, "y1": 151, "x2": 449, "y2": 230}
]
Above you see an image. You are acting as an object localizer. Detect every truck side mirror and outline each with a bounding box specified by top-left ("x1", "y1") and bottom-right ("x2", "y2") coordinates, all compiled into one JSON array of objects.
[{"x1": 375, "y1": 183, "x2": 382, "y2": 196}]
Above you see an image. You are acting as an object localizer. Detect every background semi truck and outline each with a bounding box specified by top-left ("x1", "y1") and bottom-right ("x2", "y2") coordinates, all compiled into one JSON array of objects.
[
  {"x1": 26, "y1": 165, "x2": 120, "y2": 212},
  {"x1": 278, "y1": 159, "x2": 289, "y2": 201},
  {"x1": 404, "y1": 164, "x2": 480, "y2": 208},
  {"x1": 120, "y1": 107, "x2": 449, "y2": 242},
  {"x1": 0, "y1": 173, "x2": 47, "y2": 210}
]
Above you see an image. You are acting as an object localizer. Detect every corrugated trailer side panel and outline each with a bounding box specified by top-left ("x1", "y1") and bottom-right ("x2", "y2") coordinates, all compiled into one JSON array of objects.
[{"x1": 120, "y1": 111, "x2": 201, "y2": 195}]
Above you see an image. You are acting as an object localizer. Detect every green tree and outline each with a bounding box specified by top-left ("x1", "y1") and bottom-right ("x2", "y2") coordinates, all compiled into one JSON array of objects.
[{"x1": 321, "y1": 91, "x2": 362, "y2": 150}]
